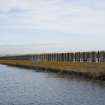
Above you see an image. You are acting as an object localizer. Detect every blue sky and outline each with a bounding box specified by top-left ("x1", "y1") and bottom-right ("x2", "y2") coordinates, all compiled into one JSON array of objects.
[{"x1": 0, "y1": 0, "x2": 105, "y2": 55}]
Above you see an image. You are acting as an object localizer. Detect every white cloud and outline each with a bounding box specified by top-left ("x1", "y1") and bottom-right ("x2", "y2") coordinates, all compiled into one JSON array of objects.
[
  {"x1": 0, "y1": 0, "x2": 105, "y2": 33},
  {"x1": 0, "y1": 0, "x2": 105, "y2": 54}
]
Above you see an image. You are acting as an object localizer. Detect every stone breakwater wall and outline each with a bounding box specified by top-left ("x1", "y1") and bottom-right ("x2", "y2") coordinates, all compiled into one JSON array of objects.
[{"x1": 0, "y1": 51, "x2": 105, "y2": 63}]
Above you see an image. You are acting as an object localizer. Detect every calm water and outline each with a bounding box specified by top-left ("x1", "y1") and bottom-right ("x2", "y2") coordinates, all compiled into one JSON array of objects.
[{"x1": 0, "y1": 65, "x2": 105, "y2": 105}]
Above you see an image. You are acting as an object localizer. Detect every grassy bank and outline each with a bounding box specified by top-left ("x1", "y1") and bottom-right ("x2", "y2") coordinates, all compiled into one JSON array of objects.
[{"x1": 0, "y1": 60, "x2": 105, "y2": 80}]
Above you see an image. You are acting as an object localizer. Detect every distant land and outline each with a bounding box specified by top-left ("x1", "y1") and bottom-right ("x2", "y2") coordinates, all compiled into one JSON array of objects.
[{"x1": 0, "y1": 44, "x2": 104, "y2": 56}]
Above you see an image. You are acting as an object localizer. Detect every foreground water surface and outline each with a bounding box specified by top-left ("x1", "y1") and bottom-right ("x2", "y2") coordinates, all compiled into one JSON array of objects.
[{"x1": 0, "y1": 65, "x2": 105, "y2": 105}]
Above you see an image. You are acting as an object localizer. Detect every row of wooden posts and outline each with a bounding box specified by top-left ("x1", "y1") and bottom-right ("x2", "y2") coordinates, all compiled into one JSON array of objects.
[{"x1": 32, "y1": 51, "x2": 105, "y2": 63}]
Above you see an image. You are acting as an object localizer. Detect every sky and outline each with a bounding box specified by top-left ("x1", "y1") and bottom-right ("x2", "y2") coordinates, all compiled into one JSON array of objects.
[{"x1": 0, "y1": 0, "x2": 105, "y2": 55}]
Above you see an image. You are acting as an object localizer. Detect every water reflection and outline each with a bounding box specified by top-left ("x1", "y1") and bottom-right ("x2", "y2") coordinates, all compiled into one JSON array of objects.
[
  {"x1": 0, "y1": 65, "x2": 105, "y2": 105},
  {"x1": 47, "y1": 72, "x2": 105, "y2": 87}
]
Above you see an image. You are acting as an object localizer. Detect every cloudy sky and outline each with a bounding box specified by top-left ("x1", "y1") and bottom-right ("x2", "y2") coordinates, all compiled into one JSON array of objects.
[{"x1": 0, "y1": 0, "x2": 105, "y2": 55}]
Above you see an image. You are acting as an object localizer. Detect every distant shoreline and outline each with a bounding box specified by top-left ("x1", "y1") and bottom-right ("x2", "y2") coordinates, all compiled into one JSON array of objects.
[{"x1": 0, "y1": 60, "x2": 105, "y2": 80}]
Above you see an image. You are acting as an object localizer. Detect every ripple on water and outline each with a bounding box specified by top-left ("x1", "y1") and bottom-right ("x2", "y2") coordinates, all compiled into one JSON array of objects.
[{"x1": 0, "y1": 65, "x2": 105, "y2": 105}]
